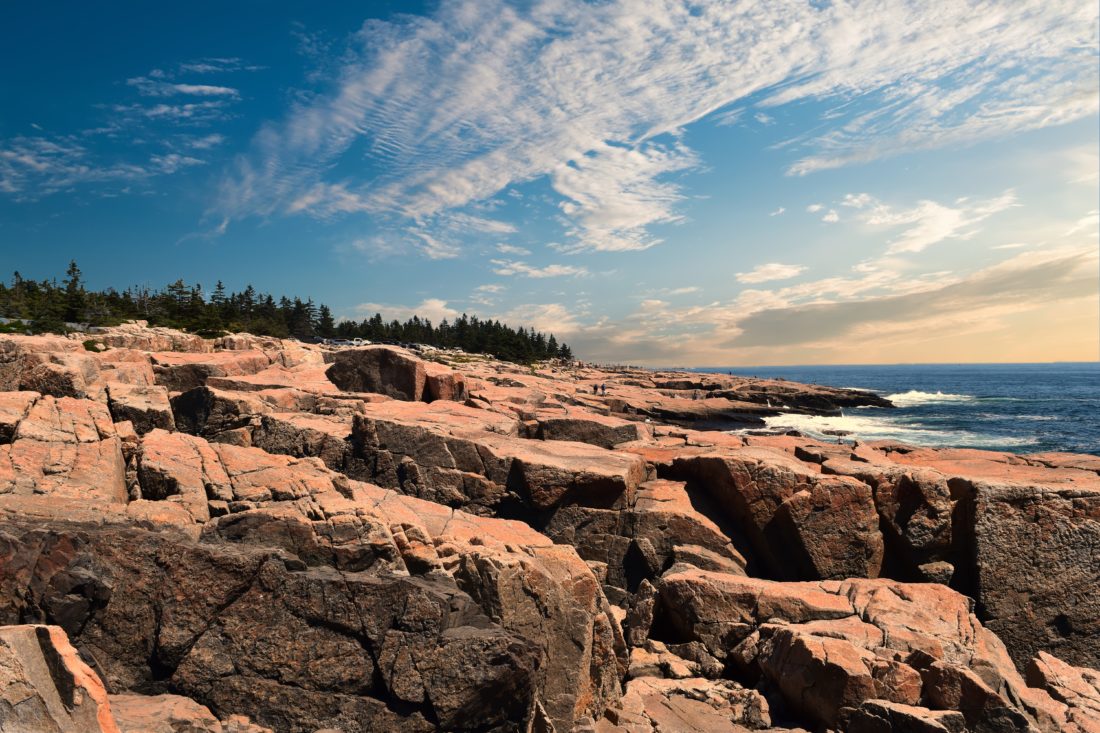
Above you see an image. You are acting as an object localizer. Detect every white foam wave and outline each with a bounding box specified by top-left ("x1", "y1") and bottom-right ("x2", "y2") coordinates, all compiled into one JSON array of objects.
[
  {"x1": 748, "y1": 412, "x2": 1038, "y2": 449},
  {"x1": 885, "y1": 390, "x2": 974, "y2": 407}
]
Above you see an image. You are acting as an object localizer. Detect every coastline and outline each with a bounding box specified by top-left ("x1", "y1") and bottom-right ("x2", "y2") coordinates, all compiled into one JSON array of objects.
[{"x1": 0, "y1": 324, "x2": 1097, "y2": 732}]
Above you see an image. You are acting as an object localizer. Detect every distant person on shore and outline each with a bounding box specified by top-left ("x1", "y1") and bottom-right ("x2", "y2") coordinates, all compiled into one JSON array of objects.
[
  {"x1": 600, "y1": 384, "x2": 607, "y2": 395},
  {"x1": 592, "y1": 384, "x2": 598, "y2": 394}
]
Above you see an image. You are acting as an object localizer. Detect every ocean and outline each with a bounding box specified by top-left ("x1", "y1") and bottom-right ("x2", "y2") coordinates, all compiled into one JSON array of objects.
[{"x1": 690, "y1": 362, "x2": 1100, "y2": 456}]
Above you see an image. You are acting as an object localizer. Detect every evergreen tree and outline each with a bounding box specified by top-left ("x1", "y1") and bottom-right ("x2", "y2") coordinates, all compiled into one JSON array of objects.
[
  {"x1": 316, "y1": 305, "x2": 336, "y2": 337},
  {"x1": 62, "y1": 260, "x2": 85, "y2": 323}
]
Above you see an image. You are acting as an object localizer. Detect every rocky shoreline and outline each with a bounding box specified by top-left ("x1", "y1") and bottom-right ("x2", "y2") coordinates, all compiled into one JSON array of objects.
[{"x1": 1, "y1": 323, "x2": 1097, "y2": 732}]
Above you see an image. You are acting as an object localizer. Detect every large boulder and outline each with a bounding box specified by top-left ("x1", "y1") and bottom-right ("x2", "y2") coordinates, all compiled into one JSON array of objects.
[
  {"x1": 663, "y1": 448, "x2": 884, "y2": 580},
  {"x1": 151, "y1": 351, "x2": 273, "y2": 393},
  {"x1": 0, "y1": 391, "x2": 37, "y2": 443},
  {"x1": 0, "y1": 624, "x2": 119, "y2": 733},
  {"x1": 106, "y1": 383, "x2": 176, "y2": 435},
  {"x1": 0, "y1": 335, "x2": 89, "y2": 398},
  {"x1": 546, "y1": 479, "x2": 746, "y2": 595},
  {"x1": 959, "y1": 476, "x2": 1100, "y2": 671},
  {"x1": 326, "y1": 346, "x2": 465, "y2": 402},
  {"x1": 535, "y1": 408, "x2": 653, "y2": 449}
]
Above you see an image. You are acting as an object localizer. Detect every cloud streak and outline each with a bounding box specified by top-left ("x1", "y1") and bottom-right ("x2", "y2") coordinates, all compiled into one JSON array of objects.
[
  {"x1": 856, "y1": 190, "x2": 1019, "y2": 254},
  {"x1": 491, "y1": 259, "x2": 589, "y2": 278},
  {"x1": 219, "y1": 0, "x2": 1097, "y2": 256},
  {"x1": 736, "y1": 263, "x2": 807, "y2": 284}
]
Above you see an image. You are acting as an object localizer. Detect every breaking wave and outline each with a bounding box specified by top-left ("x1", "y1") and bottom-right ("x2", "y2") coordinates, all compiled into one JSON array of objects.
[
  {"x1": 751, "y1": 412, "x2": 1039, "y2": 449},
  {"x1": 885, "y1": 390, "x2": 975, "y2": 407}
]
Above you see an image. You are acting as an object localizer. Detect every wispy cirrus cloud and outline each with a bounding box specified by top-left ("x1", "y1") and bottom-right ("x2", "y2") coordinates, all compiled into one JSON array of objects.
[
  {"x1": 218, "y1": 0, "x2": 1097, "y2": 256},
  {"x1": 0, "y1": 54, "x2": 260, "y2": 200},
  {"x1": 177, "y1": 57, "x2": 265, "y2": 74},
  {"x1": 491, "y1": 259, "x2": 588, "y2": 278},
  {"x1": 127, "y1": 76, "x2": 239, "y2": 98},
  {"x1": 0, "y1": 135, "x2": 189, "y2": 199},
  {"x1": 843, "y1": 190, "x2": 1020, "y2": 254},
  {"x1": 736, "y1": 262, "x2": 807, "y2": 284}
]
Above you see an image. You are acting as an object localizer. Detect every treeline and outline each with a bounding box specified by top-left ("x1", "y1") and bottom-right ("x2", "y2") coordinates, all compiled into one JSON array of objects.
[
  {"x1": 331, "y1": 313, "x2": 572, "y2": 362},
  {"x1": 0, "y1": 262, "x2": 573, "y2": 363}
]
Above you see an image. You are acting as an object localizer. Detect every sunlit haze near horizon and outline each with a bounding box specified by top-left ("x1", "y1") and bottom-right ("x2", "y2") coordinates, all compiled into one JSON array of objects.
[{"x1": 2, "y1": 0, "x2": 1097, "y2": 365}]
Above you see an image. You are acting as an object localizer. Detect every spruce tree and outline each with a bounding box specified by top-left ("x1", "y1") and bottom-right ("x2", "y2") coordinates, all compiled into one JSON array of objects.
[{"x1": 62, "y1": 260, "x2": 85, "y2": 323}]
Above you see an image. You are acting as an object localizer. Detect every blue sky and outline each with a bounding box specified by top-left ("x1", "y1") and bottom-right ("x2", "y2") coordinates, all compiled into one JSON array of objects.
[{"x1": 1, "y1": 0, "x2": 1097, "y2": 365}]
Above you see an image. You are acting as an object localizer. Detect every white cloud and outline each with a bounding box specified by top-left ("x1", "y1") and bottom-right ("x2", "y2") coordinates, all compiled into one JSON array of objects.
[
  {"x1": 442, "y1": 212, "x2": 517, "y2": 234},
  {"x1": 493, "y1": 302, "x2": 584, "y2": 334},
  {"x1": 1064, "y1": 210, "x2": 1099, "y2": 236},
  {"x1": 713, "y1": 108, "x2": 743, "y2": 127},
  {"x1": 769, "y1": 207, "x2": 785, "y2": 216},
  {"x1": 413, "y1": 231, "x2": 461, "y2": 260},
  {"x1": 496, "y1": 243, "x2": 532, "y2": 255},
  {"x1": 551, "y1": 140, "x2": 697, "y2": 252},
  {"x1": 470, "y1": 283, "x2": 506, "y2": 306},
  {"x1": 127, "y1": 76, "x2": 239, "y2": 98},
  {"x1": 354, "y1": 298, "x2": 460, "y2": 324},
  {"x1": 858, "y1": 190, "x2": 1019, "y2": 254},
  {"x1": 218, "y1": 0, "x2": 1098, "y2": 253},
  {"x1": 178, "y1": 57, "x2": 264, "y2": 74},
  {"x1": 111, "y1": 100, "x2": 233, "y2": 124},
  {"x1": 1067, "y1": 146, "x2": 1099, "y2": 185},
  {"x1": 807, "y1": 204, "x2": 824, "y2": 213},
  {"x1": 0, "y1": 136, "x2": 151, "y2": 198},
  {"x1": 736, "y1": 262, "x2": 807, "y2": 284},
  {"x1": 842, "y1": 193, "x2": 874, "y2": 209},
  {"x1": 725, "y1": 246, "x2": 1098, "y2": 349},
  {"x1": 150, "y1": 153, "x2": 205, "y2": 174},
  {"x1": 189, "y1": 133, "x2": 225, "y2": 150},
  {"x1": 490, "y1": 259, "x2": 589, "y2": 278},
  {"x1": 822, "y1": 209, "x2": 839, "y2": 223}
]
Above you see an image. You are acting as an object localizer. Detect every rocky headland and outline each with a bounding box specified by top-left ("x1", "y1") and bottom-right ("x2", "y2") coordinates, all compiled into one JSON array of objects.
[{"x1": 0, "y1": 323, "x2": 1097, "y2": 732}]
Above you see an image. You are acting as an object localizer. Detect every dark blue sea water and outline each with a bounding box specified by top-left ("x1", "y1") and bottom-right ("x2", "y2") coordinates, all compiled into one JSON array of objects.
[{"x1": 690, "y1": 363, "x2": 1100, "y2": 456}]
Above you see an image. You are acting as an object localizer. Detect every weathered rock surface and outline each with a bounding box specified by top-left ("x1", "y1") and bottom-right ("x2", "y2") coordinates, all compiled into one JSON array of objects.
[
  {"x1": 106, "y1": 383, "x2": 176, "y2": 435},
  {"x1": 657, "y1": 447, "x2": 884, "y2": 580},
  {"x1": 151, "y1": 351, "x2": 273, "y2": 393},
  {"x1": 1, "y1": 424, "x2": 624, "y2": 731},
  {"x1": 0, "y1": 323, "x2": 1097, "y2": 732},
  {"x1": 649, "y1": 569, "x2": 1092, "y2": 732},
  {"x1": 596, "y1": 677, "x2": 770, "y2": 732},
  {"x1": 0, "y1": 624, "x2": 118, "y2": 733},
  {"x1": 0, "y1": 396, "x2": 127, "y2": 504},
  {"x1": 1027, "y1": 651, "x2": 1100, "y2": 732},
  {"x1": 534, "y1": 407, "x2": 652, "y2": 449},
  {"x1": 326, "y1": 347, "x2": 465, "y2": 403},
  {"x1": 109, "y1": 693, "x2": 273, "y2": 733}
]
